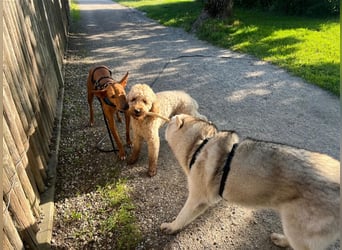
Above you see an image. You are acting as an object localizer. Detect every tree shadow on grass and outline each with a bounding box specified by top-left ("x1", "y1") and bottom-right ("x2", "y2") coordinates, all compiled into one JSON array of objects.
[{"x1": 197, "y1": 12, "x2": 339, "y2": 95}]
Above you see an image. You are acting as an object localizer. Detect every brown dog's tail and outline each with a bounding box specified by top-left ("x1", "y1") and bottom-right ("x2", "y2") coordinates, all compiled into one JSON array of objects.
[{"x1": 146, "y1": 112, "x2": 170, "y2": 122}]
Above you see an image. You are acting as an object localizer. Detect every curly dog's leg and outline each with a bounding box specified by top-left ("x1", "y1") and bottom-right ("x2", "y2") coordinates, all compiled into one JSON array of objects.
[
  {"x1": 147, "y1": 133, "x2": 159, "y2": 177},
  {"x1": 124, "y1": 111, "x2": 132, "y2": 147},
  {"x1": 127, "y1": 133, "x2": 142, "y2": 165}
]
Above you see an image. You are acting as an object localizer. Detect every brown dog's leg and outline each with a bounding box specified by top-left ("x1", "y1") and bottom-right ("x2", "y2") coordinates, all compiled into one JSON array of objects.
[
  {"x1": 147, "y1": 134, "x2": 159, "y2": 177},
  {"x1": 127, "y1": 134, "x2": 142, "y2": 165},
  {"x1": 124, "y1": 111, "x2": 132, "y2": 147}
]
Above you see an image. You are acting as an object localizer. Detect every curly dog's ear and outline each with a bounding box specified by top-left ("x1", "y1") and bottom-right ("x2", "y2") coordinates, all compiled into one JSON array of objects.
[{"x1": 150, "y1": 99, "x2": 160, "y2": 114}]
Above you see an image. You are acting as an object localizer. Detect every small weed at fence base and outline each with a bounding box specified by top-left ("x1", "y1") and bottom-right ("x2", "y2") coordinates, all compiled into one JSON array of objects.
[{"x1": 70, "y1": 0, "x2": 80, "y2": 22}]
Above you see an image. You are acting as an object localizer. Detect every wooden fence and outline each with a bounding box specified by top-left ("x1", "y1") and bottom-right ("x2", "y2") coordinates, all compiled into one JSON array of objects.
[{"x1": 3, "y1": 0, "x2": 69, "y2": 248}]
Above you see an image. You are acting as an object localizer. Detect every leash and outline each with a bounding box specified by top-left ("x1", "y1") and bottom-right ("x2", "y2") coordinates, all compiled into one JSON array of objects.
[
  {"x1": 150, "y1": 54, "x2": 252, "y2": 87},
  {"x1": 219, "y1": 143, "x2": 238, "y2": 197},
  {"x1": 95, "y1": 97, "x2": 118, "y2": 153}
]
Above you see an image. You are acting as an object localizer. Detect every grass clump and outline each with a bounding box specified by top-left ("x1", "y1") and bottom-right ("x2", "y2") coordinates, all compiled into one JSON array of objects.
[
  {"x1": 98, "y1": 180, "x2": 141, "y2": 249},
  {"x1": 70, "y1": 0, "x2": 80, "y2": 21},
  {"x1": 62, "y1": 180, "x2": 141, "y2": 249}
]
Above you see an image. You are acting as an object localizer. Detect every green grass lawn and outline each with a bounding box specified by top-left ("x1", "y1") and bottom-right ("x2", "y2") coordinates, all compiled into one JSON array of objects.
[{"x1": 116, "y1": 0, "x2": 340, "y2": 95}]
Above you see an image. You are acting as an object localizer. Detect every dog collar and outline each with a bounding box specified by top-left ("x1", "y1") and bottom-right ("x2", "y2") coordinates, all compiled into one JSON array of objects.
[
  {"x1": 219, "y1": 143, "x2": 238, "y2": 197},
  {"x1": 103, "y1": 97, "x2": 116, "y2": 107},
  {"x1": 189, "y1": 138, "x2": 210, "y2": 169}
]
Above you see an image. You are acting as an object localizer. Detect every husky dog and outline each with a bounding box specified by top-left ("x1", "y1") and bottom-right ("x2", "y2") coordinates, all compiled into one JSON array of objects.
[{"x1": 161, "y1": 114, "x2": 340, "y2": 250}]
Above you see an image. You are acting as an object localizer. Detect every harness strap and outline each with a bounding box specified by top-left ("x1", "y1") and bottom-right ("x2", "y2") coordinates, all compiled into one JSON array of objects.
[
  {"x1": 95, "y1": 76, "x2": 113, "y2": 90},
  {"x1": 91, "y1": 66, "x2": 112, "y2": 84},
  {"x1": 219, "y1": 143, "x2": 238, "y2": 197},
  {"x1": 189, "y1": 138, "x2": 210, "y2": 169}
]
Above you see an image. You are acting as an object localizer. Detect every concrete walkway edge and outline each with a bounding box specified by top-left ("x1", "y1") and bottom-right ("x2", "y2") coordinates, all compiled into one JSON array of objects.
[{"x1": 36, "y1": 81, "x2": 65, "y2": 249}]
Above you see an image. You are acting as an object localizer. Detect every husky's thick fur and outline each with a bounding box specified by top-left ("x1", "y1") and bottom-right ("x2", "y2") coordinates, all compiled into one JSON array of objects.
[{"x1": 161, "y1": 114, "x2": 340, "y2": 250}]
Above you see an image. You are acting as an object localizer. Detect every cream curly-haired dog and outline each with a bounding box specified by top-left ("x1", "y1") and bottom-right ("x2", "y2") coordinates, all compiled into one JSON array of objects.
[{"x1": 127, "y1": 83, "x2": 206, "y2": 177}]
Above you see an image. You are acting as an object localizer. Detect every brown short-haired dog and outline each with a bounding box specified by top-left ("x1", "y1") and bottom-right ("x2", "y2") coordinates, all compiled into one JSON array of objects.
[{"x1": 87, "y1": 65, "x2": 131, "y2": 160}]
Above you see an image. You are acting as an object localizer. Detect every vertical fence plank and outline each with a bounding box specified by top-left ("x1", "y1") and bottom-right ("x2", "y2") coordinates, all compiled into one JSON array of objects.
[
  {"x1": 3, "y1": 119, "x2": 41, "y2": 217},
  {"x1": 3, "y1": 77, "x2": 46, "y2": 193},
  {"x1": 4, "y1": 1, "x2": 37, "y2": 135},
  {"x1": 3, "y1": 139, "x2": 39, "y2": 248},
  {"x1": 3, "y1": 200, "x2": 24, "y2": 250}
]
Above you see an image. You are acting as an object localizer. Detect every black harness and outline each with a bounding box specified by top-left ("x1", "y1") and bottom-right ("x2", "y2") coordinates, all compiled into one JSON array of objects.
[
  {"x1": 219, "y1": 143, "x2": 238, "y2": 196},
  {"x1": 91, "y1": 66, "x2": 112, "y2": 85},
  {"x1": 189, "y1": 138, "x2": 238, "y2": 197},
  {"x1": 189, "y1": 139, "x2": 209, "y2": 169},
  {"x1": 94, "y1": 76, "x2": 113, "y2": 90},
  {"x1": 91, "y1": 66, "x2": 116, "y2": 107}
]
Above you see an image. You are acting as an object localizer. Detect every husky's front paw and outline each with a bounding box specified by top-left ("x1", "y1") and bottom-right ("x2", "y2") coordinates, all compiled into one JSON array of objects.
[{"x1": 160, "y1": 222, "x2": 178, "y2": 234}]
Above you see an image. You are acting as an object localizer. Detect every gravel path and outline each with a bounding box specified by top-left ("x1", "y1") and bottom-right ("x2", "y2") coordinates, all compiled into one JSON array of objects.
[{"x1": 52, "y1": 0, "x2": 340, "y2": 249}]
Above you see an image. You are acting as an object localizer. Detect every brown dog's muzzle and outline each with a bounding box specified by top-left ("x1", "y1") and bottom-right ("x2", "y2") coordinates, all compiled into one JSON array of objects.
[
  {"x1": 123, "y1": 102, "x2": 129, "y2": 111},
  {"x1": 117, "y1": 96, "x2": 129, "y2": 112}
]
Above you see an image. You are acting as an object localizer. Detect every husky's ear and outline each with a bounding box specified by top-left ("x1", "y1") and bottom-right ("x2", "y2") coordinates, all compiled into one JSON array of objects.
[
  {"x1": 174, "y1": 115, "x2": 184, "y2": 129},
  {"x1": 119, "y1": 72, "x2": 129, "y2": 88},
  {"x1": 150, "y1": 99, "x2": 160, "y2": 114},
  {"x1": 230, "y1": 131, "x2": 240, "y2": 144}
]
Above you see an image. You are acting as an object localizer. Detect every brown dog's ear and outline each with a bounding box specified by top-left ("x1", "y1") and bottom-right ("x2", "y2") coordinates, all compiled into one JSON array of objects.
[
  {"x1": 91, "y1": 88, "x2": 107, "y2": 98},
  {"x1": 150, "y1": 99, "x2": 160, "y2": 114},
  {"x1": 119, "y1": 72, "x2": 129, "y2": 88}
]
